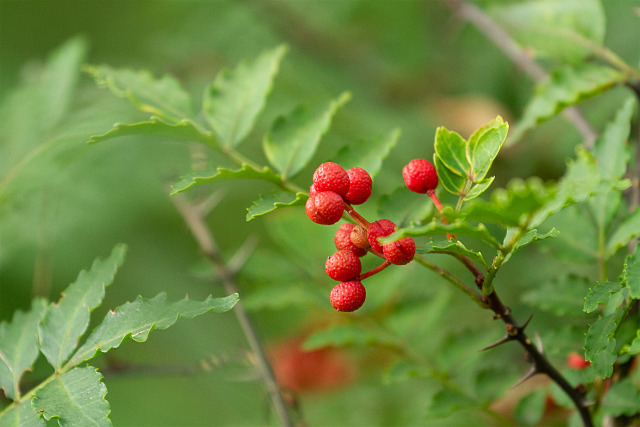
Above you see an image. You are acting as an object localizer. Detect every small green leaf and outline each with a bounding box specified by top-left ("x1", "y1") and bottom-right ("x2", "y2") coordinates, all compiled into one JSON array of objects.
[
  {"x1": 434, "y1": 127, "x2": 469, "y2": 177},
  {"x1": 170, "y1": 163, "x2": 284, "y2": 195},
  {"x1": 622, "y1": 244, "x2": 640, "y2": 299},
  {"x1": 584, "y1": 281, "x2": 622, "y2": 313},
  {"x1": 0, "y1": 398, "x2": 45, "y2": 426},
  {"x1": 467, "y1": 120, "x2": 508, "y2": 182},
  {"x1": 512, "y1": 64, "x2": 625, "y2": 142},
  {"x1": 39, "y1": 244, "x2": 127, "y2": 370},
  {"x1": 585, "y1": 310, "x2": 625, "y2": 378},
  {"x1": 607, "y1": 208, "x2": 640, "y2": 258},
  {"x1": 505, "y1": 228, "x2": 559, "y2": 263},
  {"x1": 202, "y1": 45, "x2": 287, "y2": 148},
  {"x1": 388, "y1": 220, "x2": 501, "y2": 249},
  {"x1": 246, "y1": 191, "x2": 307, "y2": 221},
  {"x1": 85, "y1": 65, "x2": 193, "y2": 123},
  {"x1": 601, "y1": 378, "x2": 640, "y2": 417},
  {"x1": 67, "y1": 293, "x2": 238, "y2": 367},
  {"x1": 419, "y1": 240, "x2": 486, "y2": 268},
  {"x1": 522, "y1": 274, "x2": 588, "y2": 316},
  {"x1": 263, "y1": 92, "x2": 351, "y2": 179},
  {"x1": 593, "y1": 97, "x2": 634, "y2": 181},
  {"x1": 425, "y1": 389, "x2": 480, "y2": 419},
  {"x1": 434, "y1": 155, "x2": 466, "y2": 196},
  {"x1": 303, "y1": 325, "x2": 398, "y2": 351},
  {"x1": 332, "y1": 128, "x2": 400, "y2": 178},
  {"x1": 87, "y1": 118, "x2": 215, "y2": 147},
  {"x1": 0, "y1": 299, "x2": 48, "y2": 400},
  {"x1": 32, "y1": 366, "x2": 110, "y2": 427}
]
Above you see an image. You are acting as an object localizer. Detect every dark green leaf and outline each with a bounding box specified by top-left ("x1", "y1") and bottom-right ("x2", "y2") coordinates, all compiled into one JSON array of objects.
[
  {"x1": 202, "y1": 45, "x2": 287, "y2": 147},
  {"x1": 419, "y1": 240, "x2": 486, "y2": 268},
  {"x1": 246, "y1": 191, "x2": 306, "y2": 221},
  {"x1": 601, "y1": 378, "x2": 640, "y2": 417},
  {"x1": 171, "y1": 163, "x2": 283, "y2": 195},
  {"x1": 85, "y1": 65, "x2": 193, "y2": 123},
  {"x1": 467, "y1": 119, "x2": 508, "y2": 182},
  {"x1": 303, "y1": 324, "x2": 398, "y2": 351},
  {"x1": 376, "y1": 186, "x2": 434, "y2": 228},
  {"x1": 0, "y1": 299, "x2": 47, "y2": 400},
  {"x1": 522, "y1": 274, "x2": 589, "y2": 316},
  {"x1": 607, "y1": 208, "x2": 640, "y2": 257},
  {"x1": 388, "y1": 220, "x2": 501, "y2": 249},
  {"x1": 584, "y1": 281, "x2": 623, "y2": 313},
  {"x1": 514, "y1": 390, "x2": 547, "y2": 426},
  {"x1": 622, "y1": 243, "x2": 640, "y2": 299},
  {"x1": 0, "y1": 398, "x2": 45, "y2": 426},
  {"x1": 263, "y1": 92, "x2": 351, "y2": 179},
  {"x1": 87, "y1": 118, "x2": 215, "y2": 147},
  {"x1": 425, "y1": 389, "x2": 480, "y2": 419},
  {"x1": 434, "y1": 127, "x2": 469, "y2": 177},
  {"x1": 67, "y1": 293, "x2": 238, "y2": 367},
  {"x1": 32, "y1": 367, "x2": 110, "y2": 427},
  {"x1": 332, "y1": 128, "x2": 400, "y2": 178}
]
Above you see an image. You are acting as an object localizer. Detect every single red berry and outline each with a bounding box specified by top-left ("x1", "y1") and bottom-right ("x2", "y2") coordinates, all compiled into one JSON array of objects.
[
  {"x1": 567, "y1": 352, "x2": 590, "y2": 370},
  {"x1": 309, "y1": 183, "x2": 319, "y2": 197},
  {"x1": 330, "y1": 280, "x2": 366, "y2": 312},
  {"x1": 403, "y1": 158, "x2": 438, "y2": 194},
  {"x1": 334, "y1": 223, "x2": 367, "y2": 257},
  {"x1": 382, "y1": 237, "x2": 416, "y2": 265},
  {"x1": 367, "y1": 219, "x2": 397, "y2": 254},
  {"x1": 350, "y1": 225, "x2": 369, "y2": 249},
  {"x1": 344, "y1": 167, "x2": 372, "y2": 205},
  {"x1": 325, "y1": 249, "x2": 362, "y2": 281},
  {"x1": 305, "y1": 191, "x2": 344, "y2": 225},
  {"x1": 313, "y1": 162, "x2": 350, "y2": 196}
]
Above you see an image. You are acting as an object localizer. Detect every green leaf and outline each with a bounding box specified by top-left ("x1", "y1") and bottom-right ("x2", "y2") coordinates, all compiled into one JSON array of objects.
[
  {"x1": 607, "y1": 208, "x2": 640, "y2": 257},
  {"x1": 376, "y1": 186, "x2": 434, "y2": 228},
  {"x1": 487, "y1": 0, "x2": 605, "y2": 63},
  {"x1": 601, "y1": 378, "x2": 640, "y2": 417},
  {"x1": 628, "y1": 331, "x2": 640, "y2": 355},
  {"x1": 540, "y1": 204, "x2": 598, "y2": 264},
  {"x1": 466, "y1": 119, "x2": 508, "y2": 182},
  {"x1": 85, "y1": 65, "x2": 193, "y2": 123},
  {"x1": 67, "y1": 293, "x2": 238, "y2": 367},
  {"x1": 303, "y1": 325, "x2": 398, "y2": 351},
  {"x1": 32, "y1": 366, "x2": 110, "y2": 427},
  {"x1": 246, "y1": 191, "x2": 306, "y2": 221},
  {"x1": 170, "y1": 163, "x2": 284, "y2": 195},
  {"x1": 263, "y1": 92, "x2": 351, "y2": 179},
  {"x1": 87, "y1": 118, "x2": 215, "y2": 146},
  {"x1": 585, "y1": 310, "x2": 625, "y2": 377},
  {"x1": 505, "y1": 228, "x2": 559, "y2": 262},
  {"x1": 434, "y1": 155, "x2": 466, "y2": 195},
  {"x1": 388, "y1": 220, "x2": 501, "y2": 249},
  {"x1": 419, "y1": 239, "x2": 486, "y2": 269},
  {"x1": 0, "y1": 398, "x2": 45, "y2": 427},
  {"x1": 38, "y1": 244, "x2": 127, "y2": 370},
  {"x1": 622, "y1": 244, "x2": 640, "y2": 299},
  {"x1": 464, "y1": 176, "x2": 495, "y2": 200},
  {"x1": 514, "y1": 390, "x2": 547, "y2": 426},
  {"x1": 0, "y1": 299, "x2": 48, "y2": 400},
  {"x1": 332, "y1": 128, "x2": 400, "y2": 178},
  {"x1": 434, "y1": 127, "x2": 470, "y2": 177},
  {"x1": 425, "y1": 389, "x2": 480, "y2": 419},
  {"x1": 584, "y1": 281, "x2": 623, "y2": 313},
  {"x1": 512, "y1": 64, "x2": 625, "y2": 141},
  {"x1": 522, "y1": 274, "x2": 589, "y2": 316},
  {"x1": 202, "y1": 45, "x2": 287, "y2": 148},
  {"x1": 593, "y1": 97, "x2": 634, "y2": 181}
]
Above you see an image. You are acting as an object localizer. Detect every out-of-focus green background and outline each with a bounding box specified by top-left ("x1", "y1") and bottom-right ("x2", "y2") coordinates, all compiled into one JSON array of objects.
[{"x1": 1, "y1": 1, "x2": 638, "y2": 425}]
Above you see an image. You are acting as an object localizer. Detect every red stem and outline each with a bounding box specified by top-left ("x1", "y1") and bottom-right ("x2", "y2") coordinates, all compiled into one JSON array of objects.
[
  {"x1": 358, "y1": 260, "x2": 391, "y2": 280},
  {"x1": 344, "y1": 202, "x2": 370, "y2": 228}
]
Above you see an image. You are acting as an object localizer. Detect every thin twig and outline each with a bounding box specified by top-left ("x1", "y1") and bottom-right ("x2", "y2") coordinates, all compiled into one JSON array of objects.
[{"x1": 172, "y1": 194, "x2": 294, "y2": 427}]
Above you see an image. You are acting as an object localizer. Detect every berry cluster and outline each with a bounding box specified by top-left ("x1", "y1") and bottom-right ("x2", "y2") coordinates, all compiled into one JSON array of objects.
[{"x1": 306, "y1": 160, "x2": 440, "y2": 312}]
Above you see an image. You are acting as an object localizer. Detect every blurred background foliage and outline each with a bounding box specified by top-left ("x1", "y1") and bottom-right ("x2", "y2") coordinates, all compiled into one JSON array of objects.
[{"x1": 1, "y1": 1, "x2": 639, "y2": 425}]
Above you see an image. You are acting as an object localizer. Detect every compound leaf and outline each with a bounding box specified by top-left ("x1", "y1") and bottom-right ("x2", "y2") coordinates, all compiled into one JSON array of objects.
[
  {"x1": 246, "y1": 191, "x2": 306, "y2": 221},
  {"x1": 38, "y1": 244, "x2": 127, "y2": 370},
  {"x1": 171, "y1": 163, "x2": 284, "y2": 195},
  {"x1": 202, "y1": 45, "x2": 287, "y2": 148},
  {"x1": 67, "y1": 293, "x2": 238, "y2": 367},
  {"x1": 0, "y1": 299, "x2": 48, "y2": 401},
  {"x1": 332, "y1": 128, "x2": 400, "y2": 178},
  {"x1": 32, "y1": 366, "x2": 110, "y2": 427},
  {"x1": 263, "y1": 92, "x2": 351, "y2": 179}
]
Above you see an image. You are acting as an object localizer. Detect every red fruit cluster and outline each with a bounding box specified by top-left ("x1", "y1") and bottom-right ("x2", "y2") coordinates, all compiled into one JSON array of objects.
[{"x1": 306, "y1": 162, "x2": 421, "y2": 312}]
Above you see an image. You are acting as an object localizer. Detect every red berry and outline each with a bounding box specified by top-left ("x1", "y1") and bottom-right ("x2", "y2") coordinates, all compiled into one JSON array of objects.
[
  {"x1": 367, "y1": 219, "x2": 397, "y2": 254},
  {"x1": 306, "y1": 191, "x2": 344, "y2": 225},
  {"x1": 403, "y1": 158, "x2": 438, "y2": 194},
  {"x1": 383, "y1": 237, "x2": 416, "y2": 265},
  {"x1": 313, "y1": 162, "x2": 350, "y2": 196},
  {"x1": 344, "y1": 167, "x2": 372, "y2": 205},
  {"x1": 334, "y1": 223, "x2": 367, "y2": 257},
  {"x1": 325, "y1": 250, "x2": 362, "y2": 281},
  {"x1": 330, "y1": 280, "x2": 366, "y2": 312},
  {"x1": 567, "y1": 352, "x2": 590, "y2": 370}
]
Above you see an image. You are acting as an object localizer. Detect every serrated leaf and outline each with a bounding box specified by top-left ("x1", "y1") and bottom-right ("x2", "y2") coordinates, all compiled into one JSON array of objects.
[
  {"x1": 0, "y1": 299, "x2": 48, "y2": 400},
  {"x1": 302, "y1": 325, "x2": 398, "y2": 351},
  {"x1": 504, "y1": 228, "x2": 559, "y2": 263},
  {"x1": 522, "y1": 274, "x2": 588, "y2": 316},
  {"x1": 419, "y1": 240, "x2": 486, "y2": 268},
  {"x1": 38, "y1": 244, "x2": 127, "y2": 370},
  {"x1": 593, "y1": 97, "x2": 634, "y2": 181},
  {"x1": 607, "y1": 208, "x2": 640, "y2": 257},
  {"x1": 512, "y1": 64, "x2": 625, "y2": 142},
  {"x1": 376, "y1": 186, "x2": 434, "y2": 228},
  {"x1": 585, "y1": 310, "x2": 625, "y2": 376},
  {"x1": 434, "y1": 127, "x2": 470, "y2": 177},
  {"x1": 67, "y1": 293, "x2": 238, "y2": 367},
  {"x1": 263, "y1": 92, "x2": 351, "y2": 179},
  {"x1": 85, "y1": 65, "x2": 193, "y2": 123},
  {"x1": 246, "y1": 191, "x2": 306, "y2": 221},
  {"x1": 332, "y1": 128, "x2": 400, "y2": 178},
  {"x1": 601, "y1": 378, "x2": 640, "y2": 417},
  {"x1": 467, "y1": 120, "x2": 508, "y2": 182},
  {"x1": 425, "y1": 389, "x2": 480, "y2": 419},
  {"x1": 0, "y1": 398, "x2": 45, "y2": 427},
  {"x1": 171, "y1": 163, "x2": 283, "y2": 195},
  {"x1": 388, "y1": 220, "x2": 501, "y2": 249},
  {"x1": 32, "y1": 366, "x2": 110, "y2": 427},
  {"x1": 622, "y1": 244, "x2": 640, "y2": 299},
  {"x1": 87, "y1": 118, "x2": 215, "y2": 146},
  {"x1": 202, "y1": 45, "x2": 287, "y2": 148},
  {"x1": 584, "y1": 281, "x2": 623, "y2": 313}
]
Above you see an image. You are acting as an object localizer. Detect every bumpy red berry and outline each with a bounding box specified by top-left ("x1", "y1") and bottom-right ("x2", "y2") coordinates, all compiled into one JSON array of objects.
[
  {"x1": 330, "y1": 280, "x2": 366, "y2": 312},
  {"x1": 313, "y1": 162, "x2": 350, "y2": 196},
  {"x1": 325, "y1": 249, "x2": 362, "y2": 281},
  {"x1": 350, "y1": 225, "x2": 369, "y2": 249},
  {"x1": 367, "y1": 219, "x2": 397, "y2": 254},
  {"x1": 403, "y1": 158, "x2": 438, "y2": 194},
  {"x1": 383, "y1": 237, "x2": 416, "y2": 265},
  {"x1": 306, "y1": 191, "x2": 344, "y2": 225},
  {"x1": 334, "y1": 223, "x2": 367, "y2": 257},
  {"x1": 344, "y1": 167, "x2": 372, "y2": 205}
]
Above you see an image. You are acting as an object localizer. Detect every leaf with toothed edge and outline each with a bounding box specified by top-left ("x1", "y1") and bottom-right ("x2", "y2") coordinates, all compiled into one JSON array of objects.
[
  {"x1": 0, "y1": 398, "x2": 45, "y2": 426},
  {"x1": 246, "y1": 191, "x2": 307, "y2": 221},
  {"x1": 87, "y1": 118, "x2": 215, "y2": 147},
  {"x1": 171, "y1": 163, "x2": 284, "y2": 195},
  {"x1": 418, "y1": 240, "x2": 487, "y2": 268}
]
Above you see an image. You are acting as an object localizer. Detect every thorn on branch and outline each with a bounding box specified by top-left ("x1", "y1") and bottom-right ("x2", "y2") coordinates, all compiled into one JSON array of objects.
[{"x1": 511, "y1": 365, "x2": 539, "y2": 389}]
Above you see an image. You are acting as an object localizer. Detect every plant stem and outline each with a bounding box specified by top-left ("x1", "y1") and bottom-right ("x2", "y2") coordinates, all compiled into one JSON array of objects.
[{"x1": 359, "y1": 260, "x2": 391, "y2": 280}]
